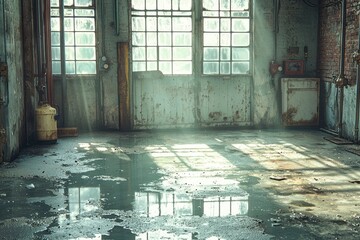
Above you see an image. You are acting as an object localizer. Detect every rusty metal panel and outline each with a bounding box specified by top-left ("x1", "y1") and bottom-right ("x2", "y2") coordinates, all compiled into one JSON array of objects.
[
  {"x1": 281, "y1": 78, "x2": 320, "y2": 126},
  {"x1": 133, "y1": 73, "x2": 196, "y2": 129},
  {"x1": 198, "y1": 77, "x2": 252, "y2": 126}
]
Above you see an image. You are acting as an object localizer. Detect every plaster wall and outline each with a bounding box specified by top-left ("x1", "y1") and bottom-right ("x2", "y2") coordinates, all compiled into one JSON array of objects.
[
  {"x1": 53, "y1": 0, "x2": 319, "y2": 130},
  {"x1": 0, "y1": 0, "x2": 24, "y2": 161}
]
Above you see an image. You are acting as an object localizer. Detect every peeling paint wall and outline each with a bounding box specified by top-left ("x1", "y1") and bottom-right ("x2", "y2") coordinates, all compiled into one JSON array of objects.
[
  {"x1": 0, "y1": 0, "x2": 24, "y2": 161},
  {"x1": 51, "y1": 0, "x2": 318, "y2": 131}
]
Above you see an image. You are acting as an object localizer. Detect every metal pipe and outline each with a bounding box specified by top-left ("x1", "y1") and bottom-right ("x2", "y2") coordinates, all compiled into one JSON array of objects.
[
  {"x1": 338, "y1": 0, "x2": 346, "y2": 138},
  {"x1": 59, "y1": 0, "x2": 67, "y2": 127},
  {"x1": 114, "y1": 0, "x2": 120, "y2": 35},
  {"x1": 35, "y1": 0, "x2": 47, "y2": 104},
  {"x1": 355, "y1": 17, "x2": 360, "y2": 143},
  {"x1": 0, "y1": 0, "x2": 8, "y2": 107},
  {"x1": 44, "y1": 0, "x2": 53, "y2": 106}
]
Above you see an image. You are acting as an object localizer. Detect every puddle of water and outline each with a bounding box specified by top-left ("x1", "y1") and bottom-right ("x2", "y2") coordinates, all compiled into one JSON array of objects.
[{"x1": 3, "y1": 131, "x2": 358, "y2": 239}]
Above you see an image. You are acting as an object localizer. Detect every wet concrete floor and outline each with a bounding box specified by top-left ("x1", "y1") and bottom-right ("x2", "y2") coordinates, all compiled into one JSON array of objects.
[{"x1": 0, "y1": 129, "x2": 360, "y2": 239}]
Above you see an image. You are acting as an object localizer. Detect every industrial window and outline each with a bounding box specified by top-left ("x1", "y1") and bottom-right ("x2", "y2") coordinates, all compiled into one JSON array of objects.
[
  {"x1": 131, "y1": 0, "x2": 251, "y2": 76},
  {"x1": 131, "y1": 0, "x2": 193, "y2": 75},
  {"x1": 50, "y1": 0, "x2": 96, "y2": 75},
  {"x1": 202, "y1": 0, "x2": 250, "y2": 75}
]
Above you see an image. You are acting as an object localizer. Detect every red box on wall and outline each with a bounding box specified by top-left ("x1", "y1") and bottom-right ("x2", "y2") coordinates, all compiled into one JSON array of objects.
[{"x1": 284, "y1": 60, "x2": 304, "y2": 76}]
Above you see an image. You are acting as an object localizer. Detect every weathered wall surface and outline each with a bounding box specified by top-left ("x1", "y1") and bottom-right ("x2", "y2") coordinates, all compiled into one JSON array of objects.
[
  {"x1": 318, "y1": 0, "x2": 360, "y2": 140},
  {"x1": 52, "y1": 0, "x2": 319, "y2": 131},
  {"x1": 1, "y1": 0, "x2": 24, "y2": 161}
]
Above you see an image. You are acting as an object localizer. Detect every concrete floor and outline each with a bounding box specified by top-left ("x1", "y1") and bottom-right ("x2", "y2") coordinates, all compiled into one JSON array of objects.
[{"x1": 0, "y1": 129, "x2": 360, "y2": 240}]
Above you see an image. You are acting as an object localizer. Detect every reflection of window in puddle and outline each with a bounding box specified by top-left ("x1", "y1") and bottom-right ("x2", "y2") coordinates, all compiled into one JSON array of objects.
[
  {"x1": 134, "y1": 192, "x2": 248, "y2": 217},
  {"x1": 136, "y1": 230, "x2": 193, "y2": 240},
  {"x1": 69, "y1": 234, "x2": 102, "y2": 240},
  {"x1": 68, "y1": 187, "x2": 101, "y2": 220}
]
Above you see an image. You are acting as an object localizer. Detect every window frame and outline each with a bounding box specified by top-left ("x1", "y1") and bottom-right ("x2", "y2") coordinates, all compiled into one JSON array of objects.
[
  {"x1": 130, "y1": 0, "x2": 194, "y2": 75},
  {"x1": 201, "y1": 0, "x2": 252, "y2": 76},
  {"x1": 50, "y1": 0, "x2": 97, "y2": 76},
  {"x1": 130, "y1": 0, "x2": 252, "y2": 77}
]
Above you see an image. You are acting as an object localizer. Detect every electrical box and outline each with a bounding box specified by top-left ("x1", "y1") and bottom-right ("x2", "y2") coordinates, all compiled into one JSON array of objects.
[{"x1": 281, "y1": 78, "x2": 320, "y2": 127}]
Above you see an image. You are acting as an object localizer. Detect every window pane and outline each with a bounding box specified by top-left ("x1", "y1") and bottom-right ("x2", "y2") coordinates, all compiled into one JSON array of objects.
[
  {"x1": 173, "y1": 0, "x2": 192, "y2": 10},
  {"x1": 220, "y1": 47, "x2": 231, "y2": 60},
  {"x1": 204, "y1": 0, "x2": 219, "y2": 10},
  {"x1": 232, "y1": 48, "x2": 249, "y2": 60},
  {"x1": 51, "y1": 9, "x2": 60, "y2": 16},
  {"x1": 173, "y1": 61, "x2": 192, "y2": 74},
  {"x1": 158, "y1": 0, "x2": 171, "y2": 10},
  {"x1": 173, "y1": 33, "x2": 191, "y2": 46},
  {"x1": 147, "y1": 62, "x2": 157, "y2": 71},
  {"x1": 52, "y1": 47, "x2": 61, "y2": 60},
  {"x1": 64, "y1": 9, "x2": 74, "y2": 16},
  {"x1": 220, "y1": 62, "x2": 230, "y2": 74},
  {"x1": 75, "y1": 9, "x2": 95, "y2": 16},
  {"x1": 75, "y1": 32, "x2": 95, "y2": 46},
  {"x1": 76, "y1": 47, "x2": 96, "y2": 60},
  {"x1": 158, "y1": 17, "x2": 171, "y2": 31},
  {"x1": 133, "y1": 62, "x2": 146, "y2": 71},
  {"x1": 158, "y1": 32, "x2": 171, "y2": 46},
  {"x1": 231, "y1": 0, "x2": 249, "y2": 10},
  {"x1": 232, "y1": 19, "x2": 249, "y2": 32},
  {"x1": 204, "y1": 48, "x2": 219, "y2": 61},
  {"x1": 220, "y1": 0, "x2": 230, "y2": 10},
  {"x1": 133, "y1": 47, "x2": 146, "y2": 60},
  {"x1": 65, "y1": 61, "x2": 76, "y2": 74},
  {"x1": 147, "y1": 32, "x2": 157, "y2": 46},
  {"x1": 221, "y1": 18, "x2": 231, "y2": 31},
  {"x1": 146, "y1": 0, "x2": 157, "y2": 10},
  {"x1": 203, "y1": 62, "x2": 219, "y2": 74},
  {"x1": 64, "y1": 0, "x2": 74, "y2": 7},
  {"x1": 204, "y1": 33, "x2": 219, "y2": 46},
  {"x1": 52, "y1": 61, "x2": 61, "y2": 74},
  {"x1": 232, "y1": 62, "x2": 249, "y2": 74},
  {"x1": 132, "y1": 0, "x2": 145, "y2": 10},
  {"x1": 173, "y1": 17, "x2": 191, "y2": 31},
  {"x1": 75, "y1": 18, "x2": 95, "y2": 31},
  {"x1": 147, "y1": 47, "x2": 157, "y2": 60},
  {"x1": 51, "y1": 18, "x2": 60, "y2": 31},
  {"x1": 132, "y1": 17, "x2": 145, "y2": 31},
  {"x1": 64, "y1": 18, "x2": 74, "y2": 31},
  {"x1": 232, "y1": 33, "x2": 249, "y2": 46},
  {"x1": 51, "y1": 32, "x2": 60, "y2": 46},
  {"x1": 65, "y1": 32, "x2": 74, "y2": 45},
  {"x1": 51, "y1": 0, "x2": 59, "y2": 7},
  {"x1": 75, "y1": 0, "x2": 93, "y2": 7},
  {"x1": 146, "y1": 17, "x2": 157, "y2": 31},
  {"x1": 204, "y1": 19, "x2": 219, "y2": 32},
  {"x1": 159, "y1": 47, "x2": 171, "y2": 60},
  {"x1": 220, "y1": 33, "x2": 231, "y2": 46},
  {"x1": 65, "y1": 47, "x2": 75, "y2": 60},
  {"x1": 76, "y1": 61, "x2": 96, "y2": 74},
  {"x1": 159, "y1": 61, "x2": 172, "y2": 74},
  {"x1": 132, "y1": 32, "x2": 146, "y2": 46},
  {"x1": 173, "y1": 47, "x2": 191, "y2": 60}
]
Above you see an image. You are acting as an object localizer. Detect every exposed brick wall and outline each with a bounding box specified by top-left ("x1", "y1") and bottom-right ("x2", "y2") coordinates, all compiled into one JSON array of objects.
[{"x1": 318, "y1": 0, "x2": 360, "y2": 84}]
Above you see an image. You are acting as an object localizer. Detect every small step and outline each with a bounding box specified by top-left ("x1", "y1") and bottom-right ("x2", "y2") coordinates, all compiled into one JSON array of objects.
[{"x1": 57, "y1": 127, "x2": 78, "y2": 138}]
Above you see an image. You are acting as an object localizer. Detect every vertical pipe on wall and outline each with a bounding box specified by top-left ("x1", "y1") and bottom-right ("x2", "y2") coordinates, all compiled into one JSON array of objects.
[
  {"x1": 337, "y1": 0, "x2": 346, "y2": 137},
  {"x1": 355, "y1": 16, "x2": 360, "y2": 143},
  {"x1": 44, "y1": 0, "x2": 53, "y2": 106},
  {"x1": 59, "y1": 0, "x2": 67, "y2": 127},
  {"x1": 35, "y1": 0, "x2": 47, "y2": 104}
]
